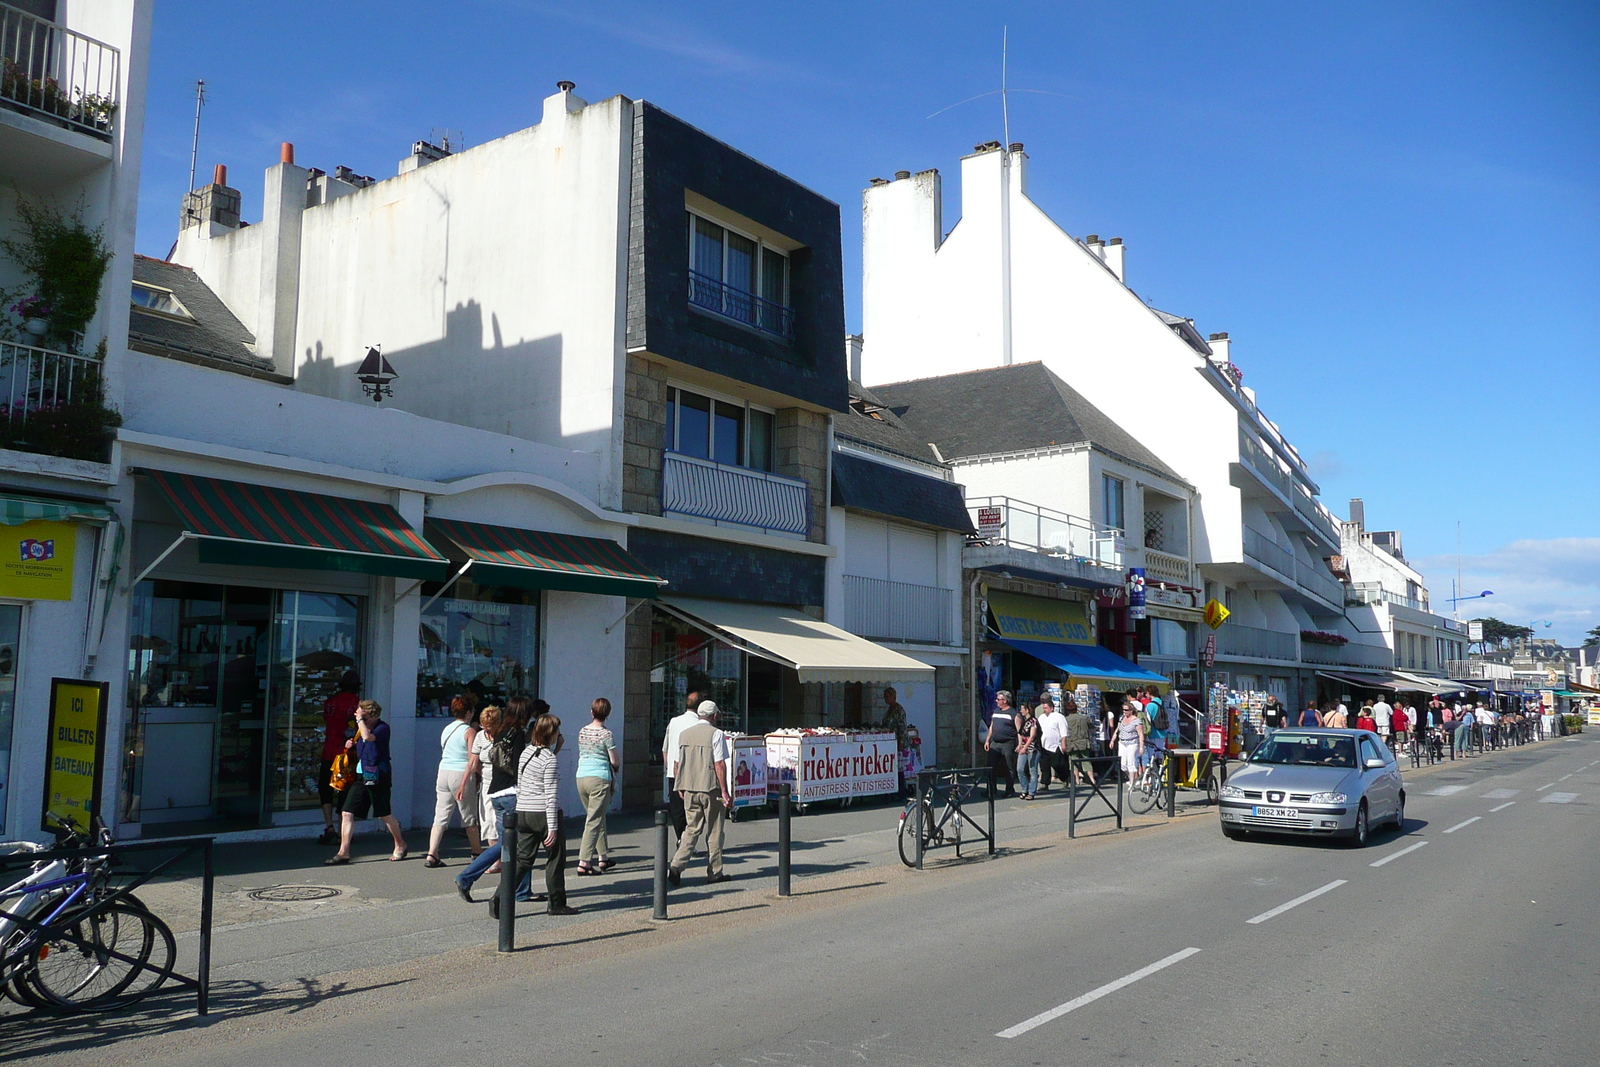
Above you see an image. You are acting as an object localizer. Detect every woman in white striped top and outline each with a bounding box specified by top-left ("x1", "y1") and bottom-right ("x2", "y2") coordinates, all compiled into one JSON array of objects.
[{"x1": 513, "y1": 714, "x2": 579, "y2": 916}]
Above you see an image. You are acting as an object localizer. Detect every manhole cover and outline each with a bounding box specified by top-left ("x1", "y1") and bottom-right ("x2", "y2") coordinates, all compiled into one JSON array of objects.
[{"x1": 248, "y1": 885, "x2": 341, "y2": 902}]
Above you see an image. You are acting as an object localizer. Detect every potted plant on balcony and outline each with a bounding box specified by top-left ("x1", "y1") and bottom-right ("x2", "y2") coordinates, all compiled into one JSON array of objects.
[
  {"x1": 0, "y1": 197, "x2": 111, "y2": 353},
  {"x1": 1299, "y1": 629, "x2": 1349, "y2": 646},
  {"x1": 9, "y1": 295, "x2": 51, "y2": 340}
]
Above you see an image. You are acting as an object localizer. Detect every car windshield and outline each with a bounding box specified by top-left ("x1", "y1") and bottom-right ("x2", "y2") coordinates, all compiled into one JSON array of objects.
[{"x1": 1250, "y1": 733, "x2": 1356, "y2": 769}]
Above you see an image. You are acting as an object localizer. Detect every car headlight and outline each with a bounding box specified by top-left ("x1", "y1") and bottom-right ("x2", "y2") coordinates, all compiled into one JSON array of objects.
[
  {"x1": 1309, "y1": 791, "x2": 1347, "y2": 805},
  {"x1": 1220, "y1": 784, "x2": 1245, "y2": 800}
]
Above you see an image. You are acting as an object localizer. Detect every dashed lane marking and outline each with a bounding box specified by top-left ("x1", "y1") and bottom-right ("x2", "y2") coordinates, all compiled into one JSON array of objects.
[
  {"x1": 1490, "y1": 801, "x2": 1517, "y2": 812},
  {"x1": 1443, "y1": 817, "x2": 1481, "y2": 834},
  {"x1": 1426, "y1": 785, "x2": 1467, "y2": 796},
  {"x1": 1559, "y1": 774, "x2": 1573, "y2": 781},
  {"x1": 1246, "y1": 880, "x2": 1347, "y2": 925},
  {"x1": 1482, "y1": 789, "x2": 1519, "y2": 799},
  {"x1": 1536, "y1": 783, "x2": 1557, "y2": 791},
  {"x1": 1540, "y1": 793, "x2": 1578, "y2": 804},
  {"x1": 1370, "y1": 841, "x2": 1428, "y2": 867},
  {"x1": 996, "y1": 947, "x2": 1202, "y2": 1038}
]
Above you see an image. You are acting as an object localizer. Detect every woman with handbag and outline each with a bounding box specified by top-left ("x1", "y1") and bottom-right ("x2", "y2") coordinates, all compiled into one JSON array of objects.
[
  {"x1": 326, "y1": 700, "x2": 408, "y2": 864},
  {"x1": 318, "y1": 671, "x2": 361, "y2": 845},
  {"x1": 425, "y1": 696, "x2": 482, "y2": 867}
]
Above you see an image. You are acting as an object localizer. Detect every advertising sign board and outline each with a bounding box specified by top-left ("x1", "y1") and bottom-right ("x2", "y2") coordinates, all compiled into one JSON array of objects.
[
  {"x1": 0, "y1": 520, "x2": 76, "y2": 600},
  {"x1": 43, "y1": 678, "x2": 108, "y2": 833}
]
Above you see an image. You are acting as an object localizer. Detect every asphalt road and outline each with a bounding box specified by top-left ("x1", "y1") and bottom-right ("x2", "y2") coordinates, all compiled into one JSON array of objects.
[{"x1": 11, "y1": 735, "x2": 1599, "y2": 1067}]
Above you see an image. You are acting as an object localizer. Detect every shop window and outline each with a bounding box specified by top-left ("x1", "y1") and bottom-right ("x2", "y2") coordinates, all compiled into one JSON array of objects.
[
  {"x1": 0, "y1": 604, "x2": 20, "y2": 827},
  {"x1": 650, "y1": 609, "x2": 746, "y2": 762},
  {"x1": 665, "y1": 386, "x2": 775, "y2": 472},
  {"x1": 416, "y1": 579, "x2": 541, "y2": 716},
  {"x1": 123, "y1": 581, "x2": 363, "y2": 824}
]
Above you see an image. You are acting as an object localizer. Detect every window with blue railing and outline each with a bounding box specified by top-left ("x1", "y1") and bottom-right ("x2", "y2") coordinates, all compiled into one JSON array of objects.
[
  {"x1": 665, "y1": 385, "x2": 775, "y2": 472},
  {"x1": 687, "y1": 211, "x2": 793, "y2": 339}
]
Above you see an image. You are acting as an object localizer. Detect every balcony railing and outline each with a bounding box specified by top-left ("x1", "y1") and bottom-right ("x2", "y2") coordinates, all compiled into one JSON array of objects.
[
  {"x1": 1299, "y1": 640, "x2": 1393, "y2": 670},
  {"x1": 2, "y1": 338, "x2": 104, "y2": 437},
  {"x1": 968, "y1": 495, "x2": 1122, "y2": 570},
  {"x1": 661, "y1": 451, "x2": 809, "y2": 536},
  {"x1": 1242, "y1": 524, "x2": 1294, "y2": 578},
  {"x1": 1291, "y1": 481, "x2": 1339, "y2": 546},
  {"x1": 0, "y1": 3, "x2": 119, "y2": 141},
  {"x1": 842, "y1": 574, "x2": 955, "y2": 645},
  {"x1": 1238, "y1": 428, "x2": 1295, "y2": 501},
  {"x1": 1295, "y1": 557, "x2": 1344, "y2": 606},
  {"x1": 1215, "y1": 623, "x2": 1298, "y2": 662},
  {"x1": 1346, "y1": 583, "x2": 1432, "y2": 613},
  {"x1": 1142, "y1": 547, "x2": 1192, "y2": 587},
  {"x1": 687, "y1": 270, "x2": 794, "y2": 340}
]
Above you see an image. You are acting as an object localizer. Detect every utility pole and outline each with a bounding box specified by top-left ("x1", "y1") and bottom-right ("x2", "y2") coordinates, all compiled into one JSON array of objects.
[{"x1": 187, "y1": 79, "x2": 207, "y2": 191}]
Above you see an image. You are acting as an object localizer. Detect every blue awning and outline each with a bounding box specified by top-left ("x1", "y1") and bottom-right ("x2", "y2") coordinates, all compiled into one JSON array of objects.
[{"x1": 1000, "y1": 638, "x2": 1170, "y2": 691}]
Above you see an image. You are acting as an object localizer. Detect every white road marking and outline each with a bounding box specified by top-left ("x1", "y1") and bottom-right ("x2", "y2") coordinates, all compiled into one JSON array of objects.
[
  {"x1": 1490, "y1": 801, "x2": 1517, "y2": 813},
  {"x1": 1245, "y1": 880, "x2": 1348, "y2": 925},
  {"x1": 1540, "y1": 793, "x2": 1578, "y2": 804},
  {"x1": 1481, "y1": 789, "x2": 1519, "y2": 799},
  {"x1": 996, "y1": 947, "x2": 1202, "y2": 1038},
  {"x1": 1426, "y1": 785, "x2": 1467, "y2": 796},
  {"x1": 1370, "y1": 840, "x2": 1428, "y2": 867},
  {"x1": 1559, "y1": 774, "x2": 1573, "y2": 781},
  {"x1": 1443, "y1": 817, "x2": 1481, "y2": 834},
  {"x1": 1536, "y1": 783, "x2": 1556, "y2": 791}
]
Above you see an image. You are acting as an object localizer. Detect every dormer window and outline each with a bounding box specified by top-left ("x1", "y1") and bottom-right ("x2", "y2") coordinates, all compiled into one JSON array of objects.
[
  {"x1": 687, "y1": 210, "x2": 792, "y2": 339},
  {"x1": 131, "y1": 282, "x2": 191, "y2": 319}
]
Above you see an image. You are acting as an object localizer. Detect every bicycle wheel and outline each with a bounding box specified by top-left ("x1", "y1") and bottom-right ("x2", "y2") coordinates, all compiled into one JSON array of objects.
[
  {"x1": 27, "y1": 903, "x2": 158, "y2": 1011},
  {"x1": 897, "y1": 800, "x2": 933, "y2": 868},
  {"x1": 1127, "y1": 767, "x2": 1161, "y2": 814}
]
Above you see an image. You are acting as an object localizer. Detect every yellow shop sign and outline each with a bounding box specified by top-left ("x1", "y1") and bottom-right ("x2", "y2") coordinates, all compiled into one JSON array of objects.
[{"x1": 0, "y1": 519, "x2": 75, "y2": 600}]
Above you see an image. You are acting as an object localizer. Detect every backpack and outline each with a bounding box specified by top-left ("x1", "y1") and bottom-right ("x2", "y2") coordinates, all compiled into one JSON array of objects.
[{"x1": 488, "y1": 729, "x2": 524, "y2": 778}]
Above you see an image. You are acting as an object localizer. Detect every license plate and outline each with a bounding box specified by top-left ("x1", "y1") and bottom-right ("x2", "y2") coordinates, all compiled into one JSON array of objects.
[{"x1": 1253, "y1": 806, "x2": 1299, "y2": 818}]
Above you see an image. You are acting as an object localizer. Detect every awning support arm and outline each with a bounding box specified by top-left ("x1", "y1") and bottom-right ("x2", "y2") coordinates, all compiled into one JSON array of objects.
[
  {"x1": 394, "y1": 578, "x2": 427, "y2": 602},
  {"x1": 651, "y1": 600, "x2": 795, "y2": 670},
  {"x1": 127, "y1": 532, "x2": 195, "y2": 590},
  {"x1": 603, "y1": 597, "x2": 654, "y2": 635},
  {"x1": 419, "y1": 560, "x2": 473, "y2": 614}
]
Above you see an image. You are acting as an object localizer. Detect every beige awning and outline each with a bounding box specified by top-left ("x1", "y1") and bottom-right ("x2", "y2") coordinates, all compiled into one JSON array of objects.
[{"x1": 659, "y1": 596, "x2": 935, "y2": 685}]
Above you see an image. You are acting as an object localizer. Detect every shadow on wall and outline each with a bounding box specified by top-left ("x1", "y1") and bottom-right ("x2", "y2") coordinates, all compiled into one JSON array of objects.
[{"x1": 295, "y1": 301, "x2": 607, "y2": 457}]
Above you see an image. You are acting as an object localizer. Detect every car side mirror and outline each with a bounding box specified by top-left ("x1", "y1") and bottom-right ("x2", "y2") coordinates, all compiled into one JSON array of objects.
[{"x1": 1364, "y1": 758, "x2": 1386, "y2": 769}]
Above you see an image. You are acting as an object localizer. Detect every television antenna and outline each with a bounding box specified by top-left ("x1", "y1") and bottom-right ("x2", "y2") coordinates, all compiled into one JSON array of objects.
[
  {"x1": 925, "y1": 27, "x2": 1076, "y2": 134},
  {"x1": 187, "y1": 79, "x2": 207, "y2": 191}
]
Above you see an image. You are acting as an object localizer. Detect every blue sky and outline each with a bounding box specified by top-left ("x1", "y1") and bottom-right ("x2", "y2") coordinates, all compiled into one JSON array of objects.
[{"x1": 132, "y1": 1, "x2": 1599, "y2": 642}]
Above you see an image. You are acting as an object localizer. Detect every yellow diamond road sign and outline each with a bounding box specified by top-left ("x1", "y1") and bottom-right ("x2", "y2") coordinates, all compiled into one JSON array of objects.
[{"x1": 1203, "y1": 598, "x2": 1231, "y2": 630}]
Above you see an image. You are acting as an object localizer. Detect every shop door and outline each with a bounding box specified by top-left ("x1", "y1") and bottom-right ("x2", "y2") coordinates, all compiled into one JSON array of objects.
[
  {"x1": 0, "y1": 604, "x2": 20, "y2": 827},
  {"x1": 262, "y1": 591, "x2": 362, "y2": 817}
]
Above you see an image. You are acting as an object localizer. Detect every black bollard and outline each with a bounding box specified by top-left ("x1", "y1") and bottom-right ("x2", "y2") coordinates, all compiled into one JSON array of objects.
[
  {"x1": 1166, "y1": 751, "x2": 1177, "y2": 818},
  {"x1": 652, "y1": 808, "x2": 669, "y2": 921},
  {"x1": 497, "y1": 818, "x2": 517, "y2": 954},
  {"x1": 777, "y1": 783, "x2": 792, "y2": 897}
]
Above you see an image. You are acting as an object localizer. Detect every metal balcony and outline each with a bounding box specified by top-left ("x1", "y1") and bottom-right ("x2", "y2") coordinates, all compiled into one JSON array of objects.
[
  {"x1": 967, "y1": 495, "x2": 1123, "y2": 570},
  {"x1": 2, "y1": 337, "x2": 103, "y2": 423},
  {"x1": 661, "y1": 451, "x2": 809, "y2": 536},
  {"x1": 0, "y1": 3, "x2": 119, "y2": 142},
  {"x1": 1299, "y1": 640, "x2": 1394, "y2": 670},
  {"x1": 1242, "y1": 525, "x2": 1295, "y2": 578},
  {"x1": 687, "y1": 270, "x2": 794, "y2": 339},
  {"x1": 1215, "y1": 623, "x2": 1298, "y2": 662},
  {"x1": 842, "y1": 574, "x2": 955, "y2": 645}
]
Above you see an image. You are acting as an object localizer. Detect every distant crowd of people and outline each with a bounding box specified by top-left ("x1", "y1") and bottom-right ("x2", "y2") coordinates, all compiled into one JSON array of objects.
[
  {"x1": 1257, "y1": 693, "x2": 1554, "y2": 755},
  {"x1": 984, "y1": 684, "x2": 1176, "y2": 796}
]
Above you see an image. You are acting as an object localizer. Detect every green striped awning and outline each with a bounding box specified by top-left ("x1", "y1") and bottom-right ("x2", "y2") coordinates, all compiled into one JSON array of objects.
[
  {"x1": 142, "y1": 469, "x2": 450, "y2": 580},
  {"x1": 426, "y1": 518, "x2": 666, "y2": 598},
  {"x1": 1, "y1": 494, "x2": 114, "y2": 526}
]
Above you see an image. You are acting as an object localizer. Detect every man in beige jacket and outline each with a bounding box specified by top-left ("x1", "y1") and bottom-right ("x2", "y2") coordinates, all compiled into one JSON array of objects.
[{"x1": 668, "y1": 700, "x2": 733, "y2": 886}]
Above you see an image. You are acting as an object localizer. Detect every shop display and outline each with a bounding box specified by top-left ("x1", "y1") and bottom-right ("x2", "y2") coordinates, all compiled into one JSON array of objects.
[
  {"x1": 765, "y1": 728, "x2": 899, "y2": 804},
  {"x1": 723, "y1": 733, "x2": 768, "y2": 810}
]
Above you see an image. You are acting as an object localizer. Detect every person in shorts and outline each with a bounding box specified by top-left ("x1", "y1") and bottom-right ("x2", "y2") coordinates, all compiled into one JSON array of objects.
[{"x1": 327, "y1": 699, "x2": 408, "y2": 864}]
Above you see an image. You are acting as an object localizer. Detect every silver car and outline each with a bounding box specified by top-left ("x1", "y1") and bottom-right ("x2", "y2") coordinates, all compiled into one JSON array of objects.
[{"x1": 1218, "y1": 728, "x2": 1405, "y2": 847}]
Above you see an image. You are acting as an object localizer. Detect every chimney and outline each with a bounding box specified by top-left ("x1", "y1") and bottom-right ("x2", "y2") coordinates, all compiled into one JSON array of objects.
[
  {"x1": 1208, "y1": 331, "x2": 1231, "y2": 365},
  {"x1": 179, "y1": 163, "x2": 241, "y2": 233},
  {"x1": 257, "y1": 151, "x2": 310, "y2": 375},
  {"x1": 894, "y1": 170, "x2": 910, "y2": 180},
  {"x1": 1348, "y1": 498, "x2": 1365, "y2": 531},
  {"x1": 280, "y1": 142, "x2": 295, "y2": 165},
  {"x1": 399, "y1": 138, "x2": 452, "y2": 176},
  {"x1": 1102, "y1": 236, "x2": 1125, "y2": 283},
  {"x1": 542, "y1": 79, "x2": 587, "y2": 137},
  {"x1": 845, "y1": 334, "x2": 863, "y2": 382}
]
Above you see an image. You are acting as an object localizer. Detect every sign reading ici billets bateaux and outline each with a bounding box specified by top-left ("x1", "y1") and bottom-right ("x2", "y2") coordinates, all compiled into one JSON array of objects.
[
  {"x1": 0, "y1": 519, "x2": 76, "y2": 600},
  {"x1": 43, "y1": 678, "x2": 108, "y2": 834}
]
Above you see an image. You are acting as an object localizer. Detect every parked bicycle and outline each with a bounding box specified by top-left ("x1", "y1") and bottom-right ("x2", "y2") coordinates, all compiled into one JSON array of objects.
[
  {"x1": 0, "y1": 815, "x2": 175, "y2": 1013},
  {"x1": 897, "y1": 769, "x2": 993, "y2": 867}
]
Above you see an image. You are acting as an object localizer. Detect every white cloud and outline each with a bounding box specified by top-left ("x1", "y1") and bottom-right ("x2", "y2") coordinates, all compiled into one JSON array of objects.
[{"x1": 1415, "y1": 537, "x2": 1600, "y2": 645}]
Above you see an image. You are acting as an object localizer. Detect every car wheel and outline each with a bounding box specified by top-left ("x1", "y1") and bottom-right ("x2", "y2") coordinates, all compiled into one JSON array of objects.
[
  {"x1": 1392, "y1": 793, "x2": 1405, "y2": 830},
  {"x1": 1347, "y1": 800, "x2": 1369, "y2": 848}
]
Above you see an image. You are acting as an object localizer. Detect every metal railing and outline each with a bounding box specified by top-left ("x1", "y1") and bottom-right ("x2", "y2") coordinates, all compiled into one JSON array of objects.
[
  {"x1": 1237, "y1": 427, "x2": 1295, "y2": 501},
  {"x1": 1142, "y1": 547, "x2": 1192, "y2": 586},
  {"x1": 1299, "y1": 639, "x2": 1393, "y2": 669},
  {"x1": 842, "y1": 574, "x2": 955, "y2": 644},
  {"x1": 1292, "y1": 481, "x2": 1340, "y2": 545},
  {"x1": 1243, "y1": 524, "x2": 1294, "y2": 578},
  {"x1": 687, "y1": 270, "x2": 795, "y2": 339},
  {"x1": 0, "y1": 2, "x2": 119, "y2": 141},
  {"x1": 1215, "y1": 622, "x2": 1298, "y2": 662},
  {"x1": 967, "y1": 495, "x2": 1123, "y2": 569},
  {"x1": 1, "y1": 338, "x2": 104, "y2": 429},
  {"x1": 661, "y1": 450, "x2": 810, "y2": 535},
  {"x1": 1296, "y1": 557, "x2": 1344, "y2": 605},
  {"x1": 1346, "y1": 583, "x2": 1431, "y2": 612}
]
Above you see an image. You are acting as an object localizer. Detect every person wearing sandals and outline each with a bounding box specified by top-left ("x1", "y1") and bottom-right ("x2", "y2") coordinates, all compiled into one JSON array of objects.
[
  {"x1": 425, "y1": 696, "x2": 482, "y2": 868},
  {"x1": 575, "y1": 698, "x2": 620, "y2": 876},
  {"x1": 327, "y1": 700, "x2": 408, "y2": 864}
]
